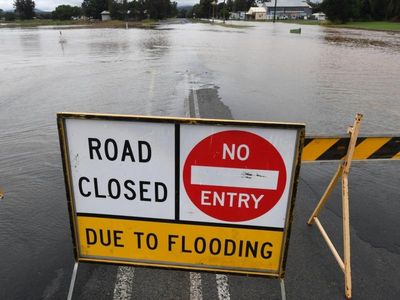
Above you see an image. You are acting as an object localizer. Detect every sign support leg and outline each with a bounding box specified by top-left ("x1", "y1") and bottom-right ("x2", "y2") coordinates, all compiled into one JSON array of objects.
[
  {"x1": 67, "y1": 262, "x2": 79, "y2": 300},
  {"x1": 307, "y1": 164, "x2": 343, "y2": 225},
  {"x1": 307, "y1": 113, "x2": 362, "y2": 299},
  {"x1": 280, "y1": 278, "x2": 286, "y2": 300},
  {"x1": 342, "y1": 173, "x2": 352, "y2": 299}
]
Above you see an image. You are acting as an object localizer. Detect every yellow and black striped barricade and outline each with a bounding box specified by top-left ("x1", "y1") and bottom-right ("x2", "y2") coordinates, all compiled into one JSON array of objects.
[{"x1": 302, "y1": 136, "x2": 400, "y2": 162}]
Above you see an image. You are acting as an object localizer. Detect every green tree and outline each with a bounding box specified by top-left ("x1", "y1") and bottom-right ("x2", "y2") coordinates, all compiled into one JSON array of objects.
[
  {"x1": 359, "y1": 0, "x2": 371, "y2": 20},
  {"x1": 4, "y1": 11, "x2": 16, "y2": 20},
  {"x1": 226, "y1": 0, "x2": 234, "y2": 12},
  {"x1": 81, "y1": 0, "x2": 108, "y2": 19},
  {"x1": 386, "y1": 0, "x2": 400, "y2": 19},
  {"x1": 53, "y1": 5, "x2": 82, "y2": 20},
  {"x1": 369, "y1": 0, "x2": 386, "y2": 19},
  {"x1": 320, "y1": 0, "x2": 360, "y2": 23},
  {"x1": 190, "y1": 4, "x2": 201, "y2": 17},
  {"x1": 307, "y1": 1, "x2": 323, "y2": 13},
  {"x1": 14, "y1": 0, "x2": 35, "y2": 19},
  {"x1": 215, "y1": 0, "x2": 234, "y2": 19},
  {"x1": 191, "y1": 0, "x2": 213, "y2": 18},
  {"x1": 246, "y1": 0, "x2": 255, "y2": 10},
  {"x1": 170, "y1": 1, "x2": 178, "y2": 16},
  {"x1": 233, "y1": 0, "x2": 247, "y2": 11},
  {"x1": 145, "y1": 0, "x2": 173, "y2": 19},
  {"x1": 109, "y1": 0, "x2": 127, "y2": 20},
  {"x1": 107, "y1": 0, "x2": 178, "y2": 20}
]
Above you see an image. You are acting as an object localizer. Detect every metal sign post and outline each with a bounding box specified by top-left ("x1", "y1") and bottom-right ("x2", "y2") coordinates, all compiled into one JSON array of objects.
[
  {"x1": 280, "y1": 278, "x2": 286, "y2": 300},
  {"x1": 307, "y1": 113, "x2": 363, "y2": 299},
  {"x1": 67, "y1": 262, "x2": 79, "y2": 300}
]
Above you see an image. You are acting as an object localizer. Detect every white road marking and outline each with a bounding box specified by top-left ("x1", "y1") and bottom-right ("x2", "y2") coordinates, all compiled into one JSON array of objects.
[
  {"x1": 188, "y1": 74, "x2": 204, "y2": 300},
  {"x1": 190, "y1": 272, "x2": 203, "y2": 300},
  {"x1": 183, "y1": 73, "x2": 191, "y2": 118},
  {"x1": 192, "y1": 166, "x2": 279, "y2": 190},
  {"x1": 216, "y1": 274, "x2": 231, "y2": 300},
  {"x1": 113, "y1": 266, "x2": 135, "y2": 300}
]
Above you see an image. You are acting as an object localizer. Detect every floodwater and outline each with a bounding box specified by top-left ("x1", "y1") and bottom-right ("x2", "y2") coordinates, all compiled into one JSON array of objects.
[{"x1": 0, "y1": 21, "x2": 399, "y2": 298}]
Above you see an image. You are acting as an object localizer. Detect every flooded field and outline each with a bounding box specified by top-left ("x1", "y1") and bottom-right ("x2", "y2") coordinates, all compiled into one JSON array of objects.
[{"x1": 0, "y1": 21, "x2": 399, "y2": 298}]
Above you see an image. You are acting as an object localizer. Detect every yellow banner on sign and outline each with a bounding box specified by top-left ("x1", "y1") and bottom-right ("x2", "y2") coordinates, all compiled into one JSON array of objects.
[{"x1": 77, "y1": 216, "x2": 284, "y2": 274}]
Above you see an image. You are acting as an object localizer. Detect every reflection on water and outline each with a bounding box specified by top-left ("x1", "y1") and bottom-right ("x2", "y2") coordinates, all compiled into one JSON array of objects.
[
  {"x1": 19, "y1": 30, "x2": 42, "y2": 55},
  {"x1": 0, "y1": 22, "x2": 400, "y2": 298},
  {"x1": 89, "y1": 40, "x2": 129, "y2": 53},
  {"x1": 141, "y1": 31, "x2": 170, "y2": 57},
  {"x1": 87, "y1": 30, "x2": 130, "y2": 59}
]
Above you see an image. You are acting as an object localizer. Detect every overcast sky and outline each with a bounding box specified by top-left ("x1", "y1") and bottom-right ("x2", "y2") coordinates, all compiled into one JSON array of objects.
[{"x1": 1, "y1": 0, "x2": 316, "y2": 12}]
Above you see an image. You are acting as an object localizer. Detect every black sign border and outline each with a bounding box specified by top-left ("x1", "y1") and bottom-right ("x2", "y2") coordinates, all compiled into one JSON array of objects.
[{"x1": 57, "y1": 112, "x2": 305, "y2": 279}]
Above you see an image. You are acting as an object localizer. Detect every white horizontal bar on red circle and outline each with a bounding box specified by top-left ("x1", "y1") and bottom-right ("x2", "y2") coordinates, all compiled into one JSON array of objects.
[{"x1": 190, "y1": 166, "x2": 279, "y2": 190}]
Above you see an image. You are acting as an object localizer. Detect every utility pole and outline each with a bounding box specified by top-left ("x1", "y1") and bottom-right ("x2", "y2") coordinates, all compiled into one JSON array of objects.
[
  {"x1": 223, "y1": 0, "x2": 226, "y2": 24},
  {"x1": 273, "y1": 0, "x2": 277, "y2": 23},
  {"x1": 212, "y1": 0, "x2": 217, "y2": 23},
  {"x1": 212, "y1": 1, "x2": 215, "y2": 23}
]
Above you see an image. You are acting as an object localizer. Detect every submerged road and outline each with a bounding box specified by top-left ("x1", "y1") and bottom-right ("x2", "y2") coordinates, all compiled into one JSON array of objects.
[
  {"x1": 68, "y1": 87, "x2": 400, "y2": 300},
  {"x1": 1, "y1": 22, "x2": 400, "y2": 300}
]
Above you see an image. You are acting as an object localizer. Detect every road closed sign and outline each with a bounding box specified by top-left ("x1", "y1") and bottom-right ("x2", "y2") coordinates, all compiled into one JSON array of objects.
[{"x1": 58, "y1": 113, "x2": 304, "y2": 278}]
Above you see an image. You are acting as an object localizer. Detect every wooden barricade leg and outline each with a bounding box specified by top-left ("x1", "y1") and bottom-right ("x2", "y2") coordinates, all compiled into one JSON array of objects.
[
  {"x1": 342, "y1": 174, "x2": 352, "y2": 299},
  {"x1": 307, "y1": 113, "x2": 362, "y2": 299},
  {"x1": 307, "y1": 164, "x2": 343, "y2": 225}
]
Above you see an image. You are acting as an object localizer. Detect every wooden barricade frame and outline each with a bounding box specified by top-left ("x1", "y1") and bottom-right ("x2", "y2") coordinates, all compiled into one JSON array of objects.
[{"x1": 307, "y1": 113, "x2": 363, "y2": 299}]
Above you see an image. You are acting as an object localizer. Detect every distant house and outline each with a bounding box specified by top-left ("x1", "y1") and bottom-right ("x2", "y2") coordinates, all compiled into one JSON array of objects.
[
  {"x1": 312, "y1": 12, "x2": 326, "y2": 21},
  {"x1": 246, "y1": 7, "x2": 267, "y2": 21},
  {"x1": 263, "y1": 0, "x2": 312, "y2": 20},
  {"x1": 101, "y1": 11, "x2": 111, "y2": 21}
]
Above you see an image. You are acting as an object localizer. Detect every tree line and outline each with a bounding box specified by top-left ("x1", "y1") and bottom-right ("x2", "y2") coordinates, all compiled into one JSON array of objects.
[
  {"x1": 82, "y1": 0, "x2": 178, "y2": 20},
  {"x1": 180, "y1": 0, "x2": 400, "y2": 22},
  {"x1": 1, "y1": 0, "x2": 177, "y2": 20},
  {"x1": 310, "y1": 0, "x2": 399, "y2": 23},
  {"x1": 180, "y1": 0, "x2": 255, "y2": 19},
  {"x1": 2, "y1": 0, "x2": 398, "y2": 22}
]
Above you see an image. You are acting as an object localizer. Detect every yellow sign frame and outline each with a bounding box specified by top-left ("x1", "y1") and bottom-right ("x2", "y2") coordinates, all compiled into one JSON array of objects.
[{"x1": 57, "y1": 112, "x2": 305, "y2": 278}]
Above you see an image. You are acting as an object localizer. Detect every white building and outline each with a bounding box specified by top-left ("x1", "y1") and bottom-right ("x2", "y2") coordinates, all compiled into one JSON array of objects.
[
  {"x1": 101, "y1": 11, "x2": 111, "y2": 21},
  {"x1": 246, "y1": 7, "x2": 267, "y2": 20},
  {"x1": 312, "y1": 12, "x2": 326, "y2": 21},
  {"x1": 263, "y1": 0, "x2": 312, "y2": 20}
]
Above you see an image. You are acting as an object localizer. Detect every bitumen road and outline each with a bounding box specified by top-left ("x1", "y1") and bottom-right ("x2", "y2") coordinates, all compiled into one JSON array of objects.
[{"x1": 67, "y1": 87, "x2": 400, "y2": 300}]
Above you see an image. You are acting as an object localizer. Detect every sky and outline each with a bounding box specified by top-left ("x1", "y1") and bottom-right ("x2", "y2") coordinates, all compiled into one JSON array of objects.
[{"x1": 0, "y1": 0, "x2": 316, "y2": 12}]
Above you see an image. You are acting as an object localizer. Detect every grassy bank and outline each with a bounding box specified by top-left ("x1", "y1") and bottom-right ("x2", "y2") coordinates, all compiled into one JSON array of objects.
[
  {"x1": 276, "y1": 19, "x2": 325, "y2": 26},
  {"x1": 3, "y1": 18, "x2": 399, "y2": 32},
  {"x1": 190, "y1": 19, "x2": 253, "y2": 28},
  {"x1": 0, "y1": 19, "x2": 158, "y2": 29},
  {"x1": 327, "y1": 21, "x2": 400, "y2": 32},
  {"x1": 275, "y1": 19, "x2": 400, "y2": 32}
]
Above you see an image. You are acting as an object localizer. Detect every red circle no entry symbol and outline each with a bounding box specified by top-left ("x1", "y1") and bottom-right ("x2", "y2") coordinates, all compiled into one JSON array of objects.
[{"x1": 183, "y1": 130, "x2": 287, "y2": 222}]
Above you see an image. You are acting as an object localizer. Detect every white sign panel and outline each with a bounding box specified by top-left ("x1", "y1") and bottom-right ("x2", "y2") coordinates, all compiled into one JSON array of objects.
[
  {"x1": 179, "y1": 125, "x2": 298, "y2": 228},
  {"x1": 65, "y1": 118, "x2": 176, "y2": 219}
]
